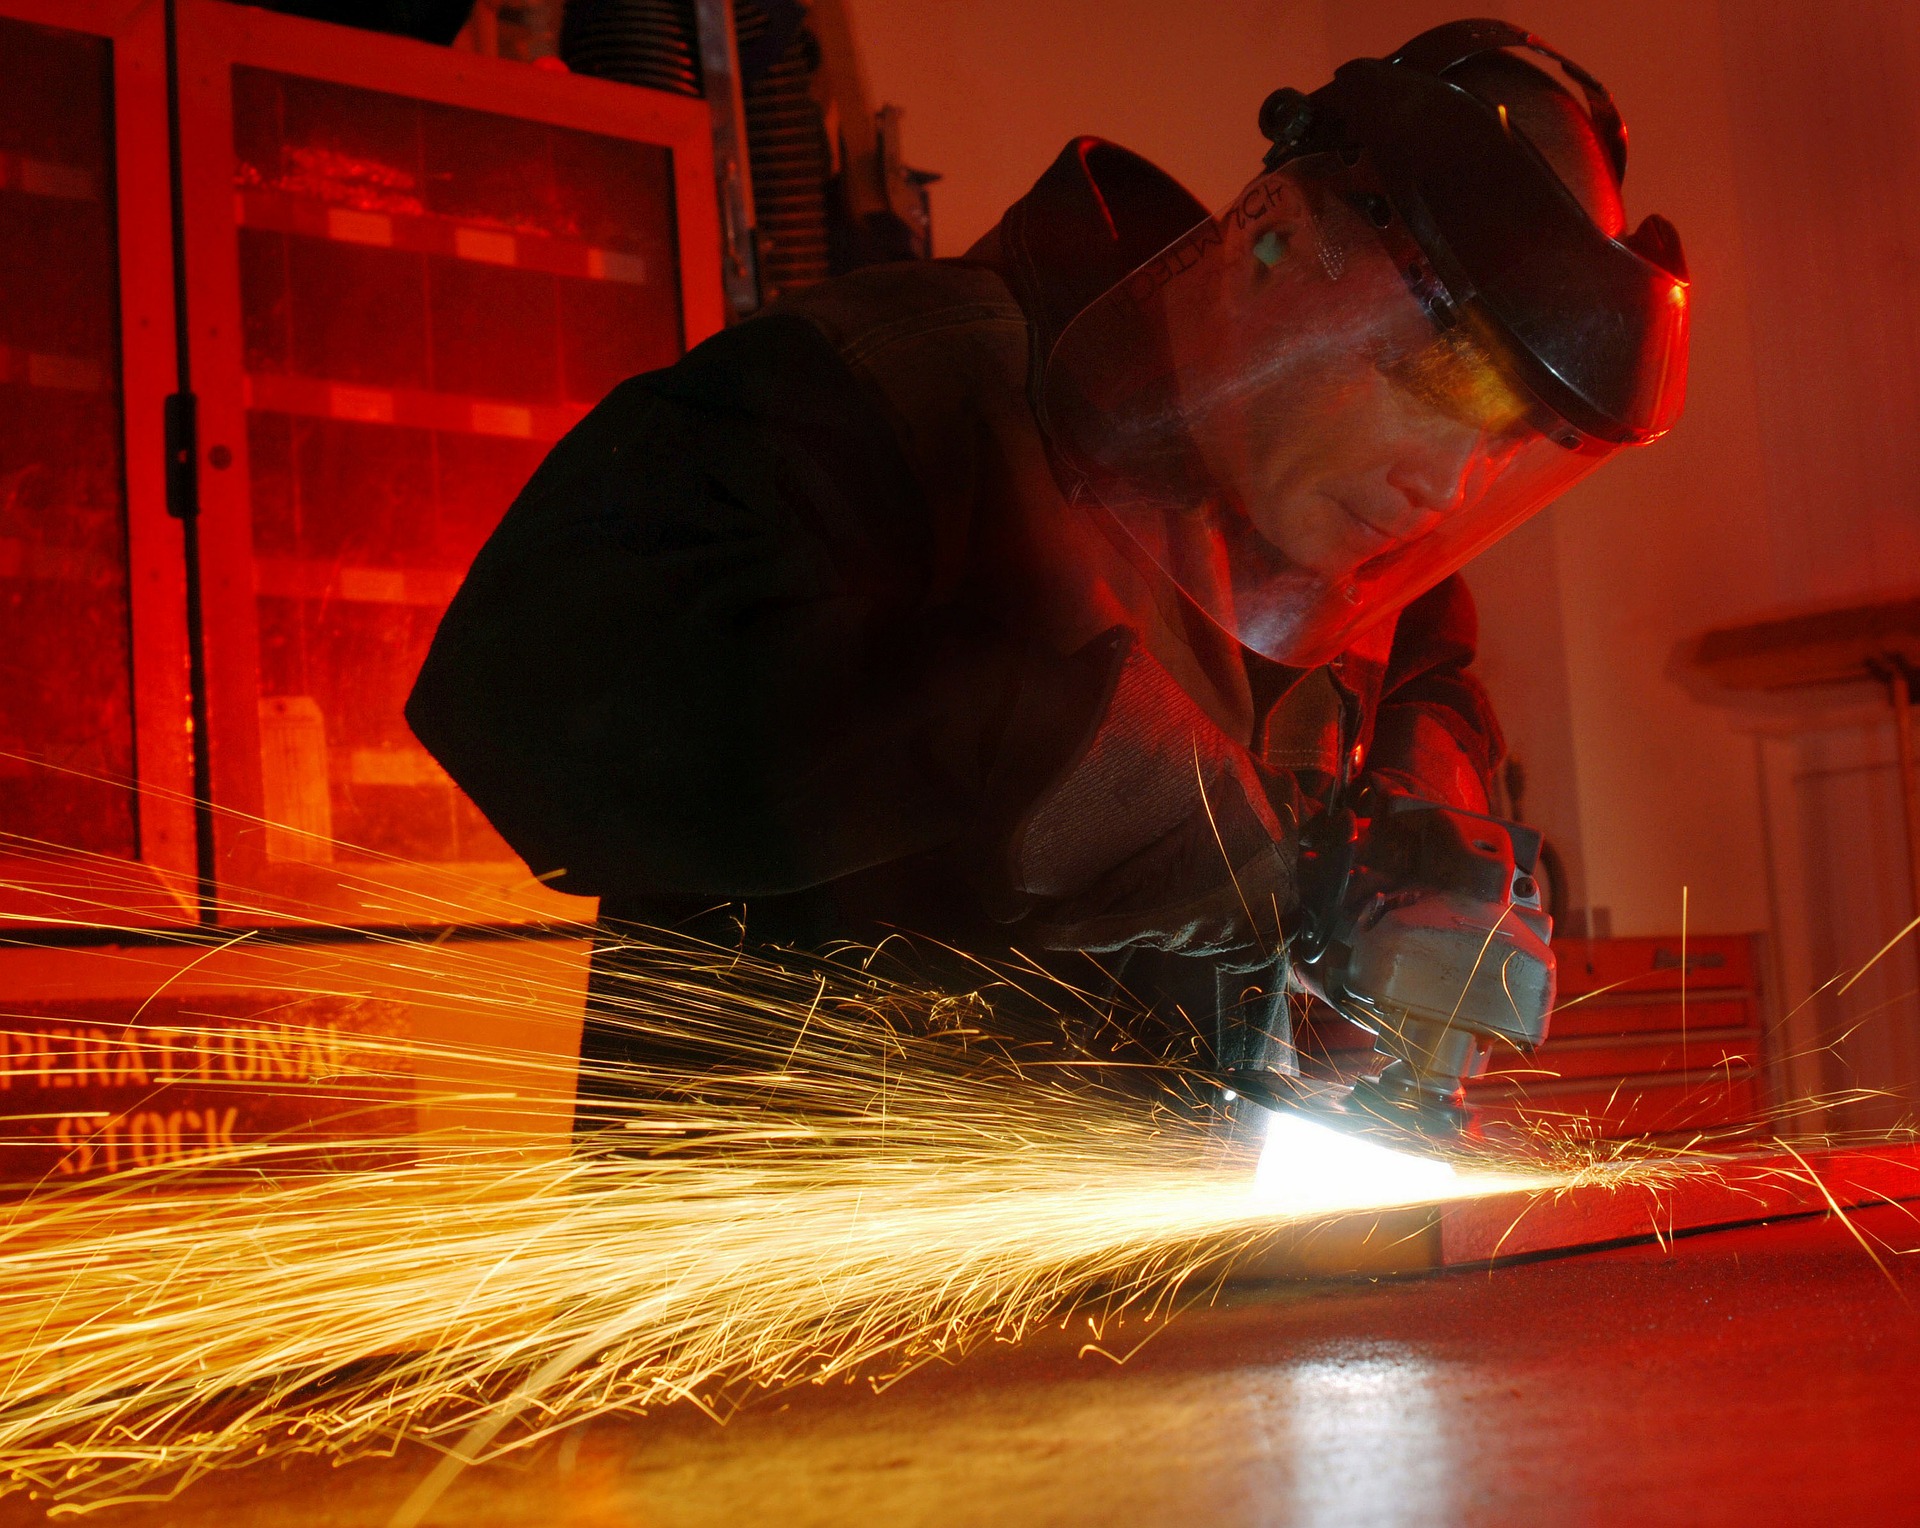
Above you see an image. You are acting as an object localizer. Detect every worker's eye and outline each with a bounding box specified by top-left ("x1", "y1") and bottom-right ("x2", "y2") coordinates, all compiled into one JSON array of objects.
[{"x1": 1382, "y1": 330, "x2": 1535, "y2": 436}]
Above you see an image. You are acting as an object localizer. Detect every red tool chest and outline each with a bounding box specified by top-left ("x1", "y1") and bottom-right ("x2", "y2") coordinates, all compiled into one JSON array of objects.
[
  {"x1": 1468, "y1": 933, "x2": 1771, "y2": 1141},
  {"x1": 1298, "y1": 934, "x2": 1772, "y2": 1143}
]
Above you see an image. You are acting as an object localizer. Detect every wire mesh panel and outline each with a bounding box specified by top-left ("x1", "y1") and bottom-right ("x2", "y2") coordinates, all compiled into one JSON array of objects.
[
  {"x1": 0, "y1": 15, "x2": 136, "y2": 858},
  {"x1": 227, "y1": 65, "x2": 684, "y2": 867}
]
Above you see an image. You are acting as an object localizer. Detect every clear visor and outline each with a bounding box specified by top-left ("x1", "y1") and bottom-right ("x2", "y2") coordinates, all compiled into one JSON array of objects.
[{"x1": 1038, "y1": 156, "x2": 1614, "y2": 667}]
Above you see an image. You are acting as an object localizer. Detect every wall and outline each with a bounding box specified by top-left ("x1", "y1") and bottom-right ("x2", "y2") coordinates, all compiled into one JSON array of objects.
[
  {"x1": 841, "y1": 0, "x2": 1333, "y2": 252},
  {"x1": 840, "y1": 3, "x2": 1916, "y2": 1052},
  {"x1": 1716, "y1": 3, "x2": 1920, "y2": 1115},
  {"x1": 1479, "y1": 0, "x2": 1778, "y2": 944}
]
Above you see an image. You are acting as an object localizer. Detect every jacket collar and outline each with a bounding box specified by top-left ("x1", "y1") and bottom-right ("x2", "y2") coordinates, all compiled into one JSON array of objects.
[
  {"x1": 972, "y1": 140, "x2": 1258, "y2": 742},
  {"x1": 982, "y1": 138, "x2": 1209, "y2": 368}
]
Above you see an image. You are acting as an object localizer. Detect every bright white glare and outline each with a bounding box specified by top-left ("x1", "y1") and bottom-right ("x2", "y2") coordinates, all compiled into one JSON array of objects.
[{"x1": 1251, "y1": 1109, "x2": 1460, "y2": 1216}]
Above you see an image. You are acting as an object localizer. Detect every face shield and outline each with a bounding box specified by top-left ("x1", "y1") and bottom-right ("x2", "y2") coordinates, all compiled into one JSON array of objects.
[{"x1": 1038, "y1": 145, "x2": 1686, "y2": 668}]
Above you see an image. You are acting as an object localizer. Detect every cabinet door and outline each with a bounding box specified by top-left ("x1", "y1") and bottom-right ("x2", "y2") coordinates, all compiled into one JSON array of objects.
[
  {"x1": 0, "y1": 1, "x2": 195, "y2": 927},
  {"x1": 176, "y1": 0, "x2": 723, "y2": 925}
]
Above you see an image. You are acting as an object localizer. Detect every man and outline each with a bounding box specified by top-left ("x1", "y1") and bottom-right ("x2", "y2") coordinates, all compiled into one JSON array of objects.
[{"x1": 407, "y1": 20, "x2": 1689, "y2": 1129}]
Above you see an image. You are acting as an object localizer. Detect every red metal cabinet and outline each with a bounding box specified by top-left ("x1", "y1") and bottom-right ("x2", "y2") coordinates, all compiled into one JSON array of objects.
[
  {"x1": 176, "y1": 0, "x2": 722, "y2": 923},
  {"x1": 0, "y1": 0, "x2": 724, "y2": 931}
]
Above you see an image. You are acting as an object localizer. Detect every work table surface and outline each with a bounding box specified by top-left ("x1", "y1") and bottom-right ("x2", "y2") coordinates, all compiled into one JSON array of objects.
[{"x1": 12, "y1": 1198, "x2": 1919, "y2": 1527}]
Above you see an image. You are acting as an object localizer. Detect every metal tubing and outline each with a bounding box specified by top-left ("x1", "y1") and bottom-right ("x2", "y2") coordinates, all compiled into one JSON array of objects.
[
  {"x1": 691, "y1": 0, "x2": 761, "y2": 317},
  {"x1": 1889, "y1": 660, "x2": 1920, "y2": 923}
]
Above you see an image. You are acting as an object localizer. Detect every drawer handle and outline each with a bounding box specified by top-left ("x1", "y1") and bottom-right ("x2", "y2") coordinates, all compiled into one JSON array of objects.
[{"x1": 1653, "y1": 949, "x2": 1726, "y2": 972}]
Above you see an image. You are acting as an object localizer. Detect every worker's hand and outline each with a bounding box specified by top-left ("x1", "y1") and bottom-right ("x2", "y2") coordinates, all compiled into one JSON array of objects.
[{"x1": 1023, "y1": 768, "x2": 1292, "y2": 962}]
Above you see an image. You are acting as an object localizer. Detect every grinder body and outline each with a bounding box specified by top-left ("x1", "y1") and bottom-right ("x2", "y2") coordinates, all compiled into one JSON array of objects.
[{"x1": 1225, "y1": 794, "x2": 1556, "y2": 1140}]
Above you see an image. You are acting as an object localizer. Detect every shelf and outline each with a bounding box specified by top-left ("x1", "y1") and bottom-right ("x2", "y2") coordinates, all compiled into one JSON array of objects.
[
  {"x1": 1479, "y1": 1032, "x2": 1761, "y2": 1084},
  {"x1": 0, "y1": 149, "x2": 99, "y2": 203},
  {"x1": 244, "y1": 371, "x2": 588, "y2": 442},
  {"x1": 0, "y1": 343, "x2": 108, "y2": 393},
  {"x1": 1501, "y1": 1023, "x2": 1764, "y2": 1052},
  {"x1": 0, "y1": 854, "x2": 197, "y2": 929},
  {"x1": 0, "y1": 536, "x2": 118, "y2": 585},
  {"x1": 253, "y1": 557, "x2": 464, "y2": 607},
  {"x1": 236, "y1": 187, "x2": 652, "y2": 287},
  {"x1": 344, "y1": 744, "x2": 453, "y2": 788},
  {"x1": 1468, "y1": 1063, "x2": 1762, "y2": 1101}
]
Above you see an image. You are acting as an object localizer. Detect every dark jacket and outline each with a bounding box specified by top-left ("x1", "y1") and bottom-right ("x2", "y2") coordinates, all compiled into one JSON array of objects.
[{"x1": 407, "y1": 139, "x2": 1503, "y2": 976}]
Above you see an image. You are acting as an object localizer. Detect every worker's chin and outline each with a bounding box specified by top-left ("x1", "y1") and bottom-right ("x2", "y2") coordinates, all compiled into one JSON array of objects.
[{"x1": 1255, "y1": 492, "x2": 1398, "y2": 581}]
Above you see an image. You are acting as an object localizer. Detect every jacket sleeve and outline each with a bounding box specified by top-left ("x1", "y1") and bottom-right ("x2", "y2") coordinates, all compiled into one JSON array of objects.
[
  {"x1": 1364, "y1": 574, "x2": 1506, "y2": 814},
  {"x1": 406, "y1": 315, "x2": 1024, "y2": 902}
]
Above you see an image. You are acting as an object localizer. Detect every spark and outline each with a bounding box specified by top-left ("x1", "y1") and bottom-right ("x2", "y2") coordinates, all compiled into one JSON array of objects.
[
  {"x1": 0, "y1": 774, "x2": 1865, "y2": 1517},
  {"x1": 1252, "y1": 1110, "x2": 1540, "y2": 1216},
  {"x1": 1838, "y1": 911, "x2": 1920, "y2": 997},
  {"x1": 0, "y1": 901, "x2": 1593, "y2": 1518}
]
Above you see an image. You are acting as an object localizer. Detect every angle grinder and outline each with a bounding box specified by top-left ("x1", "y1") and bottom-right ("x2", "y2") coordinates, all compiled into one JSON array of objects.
[{"x1": 1220, "y1": 791, "x2": 1557, "y2": 1149}]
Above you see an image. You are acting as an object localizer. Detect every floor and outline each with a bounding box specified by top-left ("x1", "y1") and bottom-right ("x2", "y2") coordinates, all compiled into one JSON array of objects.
[{"x1": 10, "y1": 1204, "x2": 1920, "y2": 1528}]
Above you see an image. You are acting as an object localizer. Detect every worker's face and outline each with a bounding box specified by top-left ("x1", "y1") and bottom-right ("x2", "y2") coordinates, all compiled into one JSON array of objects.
[
  {"x1": 1228, "y1": 357, "x2": 1532, "y2": 581},
  {"x1": 1166, "y1": 197, "x2": 1540, "y2": 585},
  {"x1": 1041, "y1": 162, "x2": 1610, "y2": 665}
]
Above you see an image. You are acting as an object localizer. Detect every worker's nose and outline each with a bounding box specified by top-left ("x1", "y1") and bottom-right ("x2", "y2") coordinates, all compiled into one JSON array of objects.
[{"x1": 1388, "y1": 422, "x2": 1484, "y2": 522}]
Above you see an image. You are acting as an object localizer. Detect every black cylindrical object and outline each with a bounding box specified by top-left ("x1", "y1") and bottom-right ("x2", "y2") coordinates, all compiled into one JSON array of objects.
[
  {"x1": 560, "y1": 0, "x2": 704, "y2": 98},
  {"x1": 735, "y1": 0, "x2": 830, "y2": 302},
  {"x1": 238, "y1": 0, "x2": 479, "y2": 44}
]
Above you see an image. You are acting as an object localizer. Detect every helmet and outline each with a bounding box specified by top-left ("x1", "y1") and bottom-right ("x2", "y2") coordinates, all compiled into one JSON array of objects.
[{"x1": 1037, "y1": 19, "x2": 1690, "y2": 667}]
